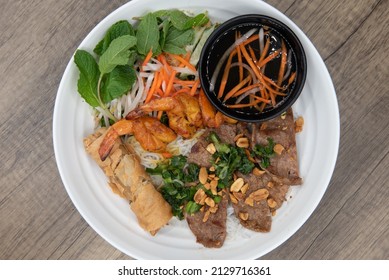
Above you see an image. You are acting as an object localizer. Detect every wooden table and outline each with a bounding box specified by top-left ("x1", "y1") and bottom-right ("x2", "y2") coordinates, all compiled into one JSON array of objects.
[{"x1": 0, "y1": 0, "x2": 387, "y2": 260}]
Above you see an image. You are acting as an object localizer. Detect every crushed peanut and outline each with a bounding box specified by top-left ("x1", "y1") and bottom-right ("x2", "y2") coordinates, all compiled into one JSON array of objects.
[
  {"x1": 250, "y1": 188, "x2": 269, "y2": 201},
  {"x1": 209, "y1": 166, "x2": 216, "y2": 172},
  {"x1": 203, "y1": 210, "x2": 210, "y2": 222},
  {"x1": 230, "y1": 178, "x2": 244, "y2": 192},
  {"x1": 205, "y1": 197, "x2": 215, "y2": 208},
  {"x1": 273, "y1": 143, "x2": 285, "y2": 155},
  {"x1": 229, "y1": 193, "x2": 238, "y2": 204},
  {"x1": 253, "y1": 167, "x2": 265, "y2": 176},
  {"x1": 236, "y1": 137, "x2": 249, "y2": 148},
  {"x1": 267, "y1": 198, "x2": 277, "y2": 208},
  {"x1": 295, "y1": 116, "x2": 304, "y2": 133},
  {"x1": 240, "y1": 183, "x2": 249, "y2": 194},
  {"x1": 194, "y1": 189, "x2": 206, "y2": 205},
  {"x1": 239, "y1": 212, "x2": 249, "y2": 221},
  {"x1": 267, "y1": 181, "x2": 274, "y2": 188},
  {"x1": 209, "y1": 205, "x2": 218, "y2": 213},
  {"x1": 233, "y1": 133, "x2": 244, "y2": 142},
  {"x1": 199, "y1": 167, "x2": 208, "y2": 184},
  {"x1": 206, "y1": 143, "x2": 216, "y2": 154},
  {"x1": 232, "y1": 191, "x2": 244, "y2": 201},
  {"x1": 280, "y1": 112, "x2": 287, "y2": 119},
  {"x1": 244, "y1": 197, "x2": 254, "y2": 207}
]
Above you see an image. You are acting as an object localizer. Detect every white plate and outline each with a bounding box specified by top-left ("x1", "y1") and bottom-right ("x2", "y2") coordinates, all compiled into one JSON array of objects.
[{"x1": 53, "y1": 0, "x2": 339, "y2": 259}]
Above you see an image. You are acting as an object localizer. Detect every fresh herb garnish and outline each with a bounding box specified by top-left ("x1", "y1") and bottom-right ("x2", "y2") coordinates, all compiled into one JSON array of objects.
[
  {"x1": 146, "y1": 155, "x2": 201, "y2": 219},
  {"x1": 253, "y1": 138, "x2": 276, "y2": 169},
  {"x1": 208, "y1": 131, "x2": 255, "y2": 188}
]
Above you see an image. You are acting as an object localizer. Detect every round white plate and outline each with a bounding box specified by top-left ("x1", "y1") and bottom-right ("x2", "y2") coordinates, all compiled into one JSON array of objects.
[{"x1": 53, "y1": 0, "x2": 339, "y2": 259}]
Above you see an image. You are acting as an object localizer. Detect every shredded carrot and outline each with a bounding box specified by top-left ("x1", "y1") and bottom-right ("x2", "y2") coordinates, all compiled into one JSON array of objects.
[
  {"x1": 231, "y1": 83, "x2": 262, "y2": 99},
  {"x1": 162, "y1": 152, "x2": 173, "y2": 158},
  {"x1": 145, "y1": 72, "x2": 159, "y2": 103},
  {"x1": 248, "y1": 45, "x2": 257, "y2": 63},
  {"x1": 190, "y1": 79, "x2": 200, "y2": 96},
  {"x1": 242, "y1": 34, "x2": 259, "y2": 47},
  {"x1": 217, "y1": 49, "x2": 237, "y2": 99},
  {"x1": 239, "y1": 44, "x2": 262, "y2": 81},
  {"x1": 164, "y1": 70, "x2": 177, "y2": 96},
  {"x1": 158, "y1": 54, "x2": 173, "y2": 74},
  {"x1": 227, "y1": 99, "x2": 263, "y2": 108},
  {"x1": 156, "y1": 88, "x2": 164, "y2": 97},
  {"x1": 142, "y1": 48, "x2": 153, "y2": 71},
  {"x1": 168, "y1": 53, "x2": 197, "y2": 72},
  {"x1": 250, "y1": 94, "x2": 271, "y2": 104},
  {"x1": 257, "y1": 49, "x2": 281, "y2": 68},
  {"x1": 223, "y1": 75, "x2": 252, "y2": 102},
  {"x1": 157, "y1": 110, "x2": 164, "y2": 120},
  {"x1": 277, "y1": 40, "x2": 287, "y2": 87},
  {"x1": 173, "y1": 79, "x2": 196, "y2": 85}
]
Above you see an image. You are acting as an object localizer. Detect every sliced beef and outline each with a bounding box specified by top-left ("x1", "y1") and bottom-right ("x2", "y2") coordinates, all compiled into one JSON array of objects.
[
  {"x1": 253, "y1": 109, "x2": 302, "y2": 185},
  {"x1": 231, "y1": 172, "x2": 290, "y2": 232},
  {"x1": 187, "y1": 124, "x2": 237, "y2": 168},
  {"x1": 185, "y1": 193, "x2": 228, "y2": 248}
]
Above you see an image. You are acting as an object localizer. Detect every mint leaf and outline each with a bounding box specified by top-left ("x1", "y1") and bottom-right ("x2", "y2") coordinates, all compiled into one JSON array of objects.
[
  {"x1": 98, "y1": 35, "x2": 137, "y2": 74},
  {"x1": 100, "y1": 65, "x2": 136, "y2": 103},
  {"x1": 136, "y1": 12, "x2": 160, "y2": 55},
  {"x1": 168, "y1": 10, "x2": 190, "y2": 30},
  {"x1": 159, "y1": 19, "x2": 171, "y2": 50},
  {"x1": 163, "y1": 44, "x2": 186, "y2": 55},
  {"x1": 182, "y1": 13, "x2": 209, "y2": 29},
  {"x1": 94, "y1": 20, "x2": 135, "y2": 56},
  {"x1": 74, "y1": 50, "x2": 100, "y2": 107},
  {"x1": 164, "y1": 27, "x2": 194, "y2": 52}
]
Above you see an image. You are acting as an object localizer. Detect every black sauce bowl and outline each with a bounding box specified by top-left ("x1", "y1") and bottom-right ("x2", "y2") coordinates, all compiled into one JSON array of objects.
[{"x1": 198, "y1": 14, "x2": 307, "y2": 122}]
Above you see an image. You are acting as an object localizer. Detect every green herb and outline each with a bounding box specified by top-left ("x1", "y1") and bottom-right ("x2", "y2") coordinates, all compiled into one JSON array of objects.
[
  {"x1": 98, "y1": 35, "x2": 136, "y2": 74},
  {"x1": 253, "y1": 138, "x2": 275, "y2": 169},
  {"x1": 94, "y1": 20, "x2": 135, "y2": 56},
  {"x1": 100, "y1": 65, "x2": 136, "y2": 103},
  {"x1": 208, "y1": 131, "x2": 255, "y2": 188},
  {"x1": 146, "y1": 155, "x2": 201, "y2": 219},
  {"x1": 136, "y1": 12, "x2": 160, "y2": 56},
  {"x1": 74, "y1": 50, "x2": 100, "y2": 108},
  {"x1": 163, "y1": 27, "x2": 194, "y2": 55}
]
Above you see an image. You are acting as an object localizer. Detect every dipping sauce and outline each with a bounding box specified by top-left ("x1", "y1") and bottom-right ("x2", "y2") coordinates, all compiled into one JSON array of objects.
[{"x1": 199, "y1": 15, "x2": 306, "y2": 122}]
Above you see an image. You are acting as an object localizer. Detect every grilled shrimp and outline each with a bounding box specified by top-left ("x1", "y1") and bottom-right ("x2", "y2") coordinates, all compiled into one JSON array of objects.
[{"x1": 99, "y1": 116, "x2": 176, "y2": 161}]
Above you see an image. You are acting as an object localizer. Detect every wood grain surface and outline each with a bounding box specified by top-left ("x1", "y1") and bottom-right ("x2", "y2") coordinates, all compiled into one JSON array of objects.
[{"x1": 0, "y1": 0, "x2": 387, "y2": 260}]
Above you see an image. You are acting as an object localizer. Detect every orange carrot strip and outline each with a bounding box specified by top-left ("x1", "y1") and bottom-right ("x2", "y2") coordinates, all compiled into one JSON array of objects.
[
  {"x1": 223, "y1": 75, "x2": 252, "y2": 102},
  {"x1": 156, "y1": 88, "x2": 164, "y2": 97},
  {"x1": 269, "y1": 91, "x2": 276, "y2": 106},
  {"x1": 158, "y1": 54, "x2": 173, "y2": 74},
  {"x1": 162, "y1": 152, "x2": 173, "y2": 158},
  {"x1": 248, "y1": 45, "x2": 257, "y2": 63},
  {"x1": 173, "y1": 87, "x2": 191, "y2": 96},
  {"x1": 250, "y1": 94, "x2": 271, "y2": 104},
  {"x1": 277, "y1": 40, "x2": 287, "y2": 87},
  {"x1": 227, "y1": 99, "x2": 263, "y2": 108},
  {"x1": 141, "y1": 48, "x2": 153, "y2": 71},
  {"x1": 190, "y1": 79, "x2": 200, "y2": 96},
  {"x1": 165, "y1": 70, "x2": 177, "y2": 96},
  {"x1": 157, "y1": 110, "x2": 164, "y2": 120},
  {"x1": 242, "y1": 34, "x2": 259, "y2": 46},
  {"x1": 173, "y1": 79, "x2": 196, "y2": 85},
  {"x1": 231, "y1": 83, "x2": 262, "y2": 98},
  {"x1": 217, "y1": 49, "x2": 237, "y2": 99},
  {"x1": 257, "y1": 49, "x2": 281, "y2": 68},
  {"x1": 239, "y1": 44, "x2": 262, "y2": 81},
  {"x1": 145, "y1": 72, "x2": 159, "y2": 103},
  {"x1": 261, "y1": 74, "x2": 285, "y2": 90},
  {"x1": 169, "y1": 53, "x2": 197, "y2": 72}
]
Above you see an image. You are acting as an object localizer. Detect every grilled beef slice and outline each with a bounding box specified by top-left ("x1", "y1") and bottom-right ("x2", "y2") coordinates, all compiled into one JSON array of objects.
[
  {"x1": 185, "y1": 193, "x2": 228, "y2": 248},
  {"x1": 231, "y1": 172, "x2": 290, "y2": 232},
  {"x1": 253, "y1": 109, "x2": 302, "y2": 185},
  {"x1": 187, "y1": 124, "x2": 237, "y2": 167}
]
